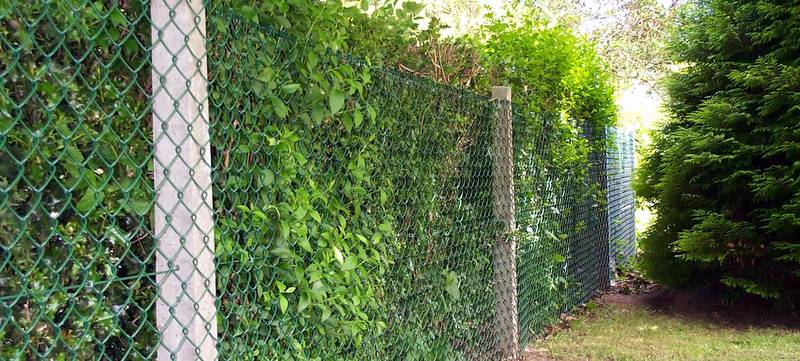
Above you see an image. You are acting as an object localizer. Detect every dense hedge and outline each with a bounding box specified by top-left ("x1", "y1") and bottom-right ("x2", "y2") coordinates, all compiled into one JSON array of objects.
[
  {"x1": 636, "y1": 0, "x2": 800, "y2": 302},
  {"x1": 0, "y1": 0, "x2": 617, "y2": 359},
  {"x1": 208, "y1": 11, "x2": 503, "y2": 359}
]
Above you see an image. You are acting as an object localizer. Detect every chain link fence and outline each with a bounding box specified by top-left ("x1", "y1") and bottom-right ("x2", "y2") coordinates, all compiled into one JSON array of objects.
[
  {"x1": 0, "y1": 2, "x2": 635, "y2": 360},
  {"x1": 514, "y1": 114, "x2": 612, "y2": 347},
  {"x1": 607, "y1": 128, "x2": 637, "y2": 271}
]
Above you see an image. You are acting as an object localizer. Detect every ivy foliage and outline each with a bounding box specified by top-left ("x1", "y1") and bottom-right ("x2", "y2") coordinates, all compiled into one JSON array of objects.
[
  {"x1": 208, "y1": 4, "x2": 501, "y2": 357},
  {"x1": 0, "y1": 0, "x2": 617, "y2": 359},
  {"x1": 636, "y1": 0, "x2": 800, "y2": 302}
]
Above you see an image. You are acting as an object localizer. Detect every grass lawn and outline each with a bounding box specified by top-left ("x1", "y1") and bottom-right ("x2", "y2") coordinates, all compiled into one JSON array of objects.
[{"x1": 525, "y1": 281, "x2": 800, "y2": 361}]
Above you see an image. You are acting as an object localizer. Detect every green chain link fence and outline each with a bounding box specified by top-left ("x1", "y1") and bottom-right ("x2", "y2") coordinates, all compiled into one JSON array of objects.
[
  {"x1": 513, "y1": 112, "x2": 612, "y2": 346},
  {"x1": 607, "y1": 128, "x2": 636, "y2": 271},
  {"x1": 0, "y1": 1, "x2": 635, "y2": 360}
]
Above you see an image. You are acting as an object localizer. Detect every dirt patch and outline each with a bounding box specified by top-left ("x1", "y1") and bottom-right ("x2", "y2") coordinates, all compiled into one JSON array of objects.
[
  {"x1": 644, "y1": 288, "x2": 800, "y2": 330},
  {"x1": 520, "y1": 346, "x2": 556, "y2": 361},
  {"x1": 603, "y1": 274, "x2": 800, "y2": 330}
]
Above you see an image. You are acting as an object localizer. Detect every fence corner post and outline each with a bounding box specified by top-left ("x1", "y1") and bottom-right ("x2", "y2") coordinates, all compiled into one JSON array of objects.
[
  {"x1": 492, "y1": 86, "x2": 519, "y2": 360},
  {"x1": 151, "y1": 0, "x2": 217, "y2": 360}
]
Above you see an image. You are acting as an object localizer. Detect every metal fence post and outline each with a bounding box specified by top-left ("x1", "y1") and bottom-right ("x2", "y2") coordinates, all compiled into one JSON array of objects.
[
  {"x1": 151, "y1": 0, "x2": 217, "y2": 360},
  {"x1": 492, "y1": 86, "x2": 519, "y2": 359}
]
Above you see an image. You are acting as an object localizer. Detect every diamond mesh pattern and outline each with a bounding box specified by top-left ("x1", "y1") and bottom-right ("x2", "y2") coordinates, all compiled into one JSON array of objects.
[
  {"x1": 0, "y1": 3, "x2": 636, "y2": 360},
  {"x1": 607, "y1": 128, "x2": 636, "y2": 270},
  {"x1": 1, "y1": 1, "x2": 157, "y2": 359},
  {"x1": 513, "y1": 113, "x2": 614, "y2": 346}
]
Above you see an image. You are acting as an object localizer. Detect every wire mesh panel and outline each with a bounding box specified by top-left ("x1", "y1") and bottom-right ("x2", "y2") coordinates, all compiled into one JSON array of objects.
[
  {"x1": 207, "y1": 15, "x2": 508, "y2": 361},
  {"x1": 565, "y1": 125, "x2": 609, "y2": 307},
  {"x1": 607, "y1": 128, "x2": 636, "y2": 270},
  {"x1": 0, "y1": 1, "x2": 158, "y2": 359},
  {"x1": 513, "y1": 112, "x2": 610, "y2": 346},
  {"x1": 1, "y1": 2, "x2": 632, "y2": 360}
]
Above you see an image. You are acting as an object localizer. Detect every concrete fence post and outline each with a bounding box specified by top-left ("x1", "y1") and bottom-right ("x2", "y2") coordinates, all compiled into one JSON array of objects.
[
  {"x1": 492, "y1": 86, "x2": 520, "y2": 359},
  {"x1": 151, "y1": 0, "x2": 217, "y2": 360}
]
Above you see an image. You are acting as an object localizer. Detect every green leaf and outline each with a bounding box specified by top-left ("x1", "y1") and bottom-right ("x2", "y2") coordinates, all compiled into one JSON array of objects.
[
  {"x1": 292, "y1": 339, "x2": 303, "y2": 351},
  {"x1": 298, "y1": 237, "x2": 313, "y2": 252},
  {"x1": 307, "y1": 51, "x2": 319, "y2": 69},
  {"x1": 333, "y1": 246, "x2": 344, "y2": 264},
  {"x1": 76, "y1": 189, "x2": 105, "y2": 213},
  {"x1": 309, "y1": 209, "x2": 322, "y2": 223},
  {"x1": 257, "y1": 68, "x2": 273, "y2": 83},
  {"x1": 378, "y1": 222, "x2": 392, "y2": 234},
  {"x1": 272, "y1": 242, "x2": 294, "y2": 259},
  {"x1": 280, "y1": 221, "x2": 291, "y2": 239},
  {"x1": 259, "y1": 170, "x2": 275, "y2": 187},
  {"x1": 279, "y1": 295, "x2": 288, "y2": 314},
  {"x1": 294, "y1": 152, "x2": 307, "y2": 166},
  {"x1": 312, "y1": 104, "x2": 325, "y2": 123},
  {"x1": 319, "y1": 304, "x2": 331, "y2": 321},
  {"x1": 402, "y1": 1, "x2": 424, "y2": 14},
  {"x1": 343, "y1": 114, "x2": 353, "y2": 133},
  {"x1": 444, "y1": 271, "x2": 460, "y2": 301},
  {"x1": 109, "y1": 8, "x2": 127, "y2": 27},
  {"x1": 281, "y1": 83, "x2": 301, "y2": 95},
  {"x1": 126, "y1": 199, "x2": 150, "y2": 216},
  {"x1": 354, "y1": 108, "x2": 363, "y2": 128},
  {"x1": 330, "y1": 88, "x2": 345, "y2": 114},
  {"x1": 270, "y1": 96, "x2": 289, "y2": 119},
  {"x1": 239, "y1": 5, "x2": 257, "y2": 21},
  {"x1": 311, "y1": 281, "x2": 326, "y2": 298},
  {"x1": 253, "y1": 210, "x2": 268, "y2": 221},
  {"x1": 341, "y1": 256, "x2": 358, "y2": 271},
  {"x1": 295, "y1": 205, "x2": 308, "y2": 220},
  {"x1": 298, "y1": 292, "x2": 311, "y2": 313}
]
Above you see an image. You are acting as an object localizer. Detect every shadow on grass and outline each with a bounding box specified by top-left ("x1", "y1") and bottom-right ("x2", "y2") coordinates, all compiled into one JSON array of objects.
[{"x1": 606, "y1": 275, "x2": 800, "y2": 330}]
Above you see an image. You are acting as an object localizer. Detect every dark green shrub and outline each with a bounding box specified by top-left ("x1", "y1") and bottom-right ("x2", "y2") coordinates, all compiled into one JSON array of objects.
[{"x1": 637, "y1": 0, "x2": 800, "y2": 302}]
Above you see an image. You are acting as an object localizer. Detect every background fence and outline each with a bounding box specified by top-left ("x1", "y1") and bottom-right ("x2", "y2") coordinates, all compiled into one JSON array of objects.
[
  {"x1": 607, "y1": 128, "x2": 637, "y2": 271},
  {"x1": 0, "y1": 2, "x2": 635, "y2": 360}
]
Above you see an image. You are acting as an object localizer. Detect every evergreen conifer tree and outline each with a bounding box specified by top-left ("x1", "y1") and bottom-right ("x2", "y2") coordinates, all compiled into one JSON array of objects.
[{"x1": 637, "y1": 0, "x2": 800, "y2": 302}]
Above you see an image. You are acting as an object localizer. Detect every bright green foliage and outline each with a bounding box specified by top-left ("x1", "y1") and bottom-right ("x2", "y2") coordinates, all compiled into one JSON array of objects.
[
  {"x1": 208, "y1": 2, "x2": 500, "y2": 359},
  {"x1": 519, "y1": 0, "x2": 674, "y2": 87},
  {"x1": 0, "y1": 0, "x2": 620, "y2": 359},
  {"x1": 637, "y1": 0, "x2": 800, "y2": 302},
  {"x1": 473, "y1": 13, "x2": 616, "y2": 127},
  {"x1": 208, "y1": 10, "x2": 501, "y2": 358}
]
